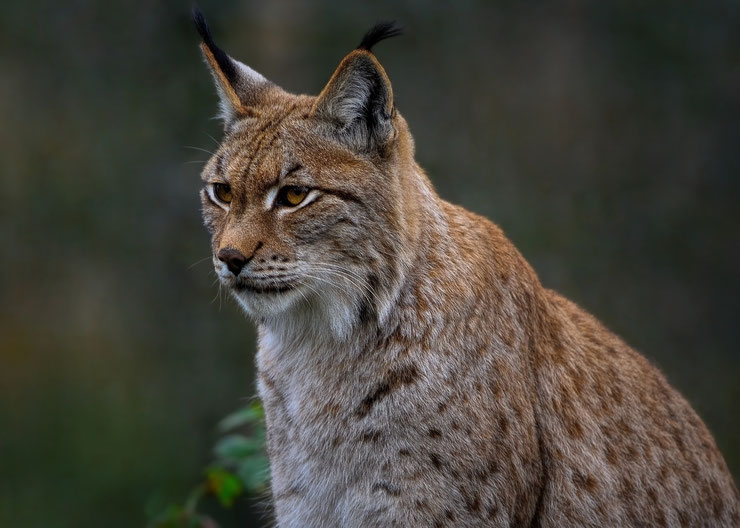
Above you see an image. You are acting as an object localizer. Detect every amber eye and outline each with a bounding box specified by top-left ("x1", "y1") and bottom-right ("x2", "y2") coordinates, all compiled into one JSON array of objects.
[
  {"x1": 213, "y1": 183, "x2": 232, "y2": 204},
  {"x1": 276, "y1": 186, "x2": 309, "y2": 207}
]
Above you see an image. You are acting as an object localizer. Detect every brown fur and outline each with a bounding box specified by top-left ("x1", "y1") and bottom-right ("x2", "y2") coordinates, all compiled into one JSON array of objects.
[{"x1": 194, "y1": 17, "x2": 738, "y2": 527}]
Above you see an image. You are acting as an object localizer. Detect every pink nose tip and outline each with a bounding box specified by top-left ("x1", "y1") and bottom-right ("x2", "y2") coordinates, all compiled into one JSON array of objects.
[{"x1": 217, "y1": 248, "x2": 247, "y2": 275}]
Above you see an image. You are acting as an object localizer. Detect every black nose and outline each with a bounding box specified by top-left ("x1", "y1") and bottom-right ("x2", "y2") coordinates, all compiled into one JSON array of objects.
[{"x1": 217, "y1": 248, "x2": 247, "y2": 275}]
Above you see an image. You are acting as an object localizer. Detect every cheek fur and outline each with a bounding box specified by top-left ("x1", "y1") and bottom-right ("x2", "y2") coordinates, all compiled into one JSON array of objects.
[{"x1": 200, "y1": 199, "x2": 227, "y2": 240}]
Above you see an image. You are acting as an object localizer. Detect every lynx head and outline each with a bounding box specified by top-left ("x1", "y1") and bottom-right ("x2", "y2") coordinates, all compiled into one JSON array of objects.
[{"x1": 193, "y1": 9, "x2": 424, "y2": 338}]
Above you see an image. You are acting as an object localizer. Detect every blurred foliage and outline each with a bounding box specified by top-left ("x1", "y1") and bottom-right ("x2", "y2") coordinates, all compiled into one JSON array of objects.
[
  {"x1": 148, "y1": 401, "x2": 269, "y2": 528},
  {"x1": 0, "y1": 1, "x2": 738, "y2": 527}
]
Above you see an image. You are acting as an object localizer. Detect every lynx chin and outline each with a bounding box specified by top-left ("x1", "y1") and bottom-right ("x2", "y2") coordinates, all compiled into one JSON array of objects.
[{"x1": 192, "y1": 9, "x2": 738, "y2": 527}]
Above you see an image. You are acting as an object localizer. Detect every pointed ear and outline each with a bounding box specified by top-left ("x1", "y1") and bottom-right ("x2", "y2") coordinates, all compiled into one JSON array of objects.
[
  {"x1": 192, "y1": 7, "x2": 273, "y2": 126},
  {"x1": 311, "y1": 22, "x2": 402, "y2": 152}
]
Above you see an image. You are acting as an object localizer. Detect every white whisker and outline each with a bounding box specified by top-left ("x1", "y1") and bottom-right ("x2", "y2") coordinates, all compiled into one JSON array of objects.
[
  {"x1": 204, "y1": 132, "x2": 221, "y2": 146},
  {"x1": 188, "y1": 255, "x2": 213, "y2": 270},
  {"x1": 184, "y1": 145, "x2": 216, "y2": 156}
]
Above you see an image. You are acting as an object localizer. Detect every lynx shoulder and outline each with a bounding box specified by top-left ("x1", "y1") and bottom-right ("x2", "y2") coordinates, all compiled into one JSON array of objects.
[{"x1": 192, "y1": 9, "x2": 738, "y2": 527}]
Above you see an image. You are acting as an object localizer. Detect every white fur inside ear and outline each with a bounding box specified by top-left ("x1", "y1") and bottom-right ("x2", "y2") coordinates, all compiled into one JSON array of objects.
[
  {"x1": 209, "y1": 57, "x2": 269, "y2": 124},
  {"x1": 326, "y1": 73, "x2": 373, "y2": 128},
  {"x1": 314, "y1": 56, "x2": 393, "y2": 149},
  {"x1": 235, "y1": 60, "x2": 267, "y2": 85},
  {"x1": 214, "y1": 83, "x2": 237, "y2": 123}
]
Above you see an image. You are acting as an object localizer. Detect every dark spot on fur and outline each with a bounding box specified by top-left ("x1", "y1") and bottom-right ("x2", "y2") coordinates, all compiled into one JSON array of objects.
[
  {"x1": 616, "y1": 418, "x2": 632, "y2": 436},
  {"x1": 605, "y1": 445, "x2": 618, "y2": 465},
  {"x1": 361, "y1": 429, "x2": 382, "y2": 442},
  {"x1": 647, "y1": 487, "x2": 658, "y2": 503},
  {"x1": 655, "y1": 509, "x2": 668, "y2": 528},
  {"x1": 567, "y1": 418, "x2": 584, "y2": 439},
  {"x1": 356, "y1": 363, "x2": 419, "y2": 417},
  {"x1": 711, "y1": 486, "x2": 725, "y2": 517},
  {"x1": 445, "y1": 509, "x2": 455, "y2": 521},
  {"x1": 572, "y1": 471, "x2": 598, "y2": 494},
  {"x1": 612, "y1": 385, "x2": 623, "y2": 405},
  {"x1": 571, "y1": 367, "x2": 586, "y2": 395},
  {"x1": 372, "y1": 481, "x2": 401, "y2": 496},
  {"x1": 619, "y1": 477, "x2": 635, "y2": 500},
  {"x1": 358, "y1": 273, "x2": 381, "y2": 324},
  {"x1": 464, "y1": 492, "x2": 481, "y2": 512},
  {"x1": 399, "y1": 448, "x2": 411, "y2": 457},
  {"x1": 430, "y1": 453, "x2": 443, "y2": 470},
  {"x1": 428, "y1": 428, "x2": 441, "y2": 439},
  {"x1": 502, "y1": 328, "x2": 515, "y2": 347},
  {"x1": 498, "y1": 414, "x2": 510, "y2": 435}
]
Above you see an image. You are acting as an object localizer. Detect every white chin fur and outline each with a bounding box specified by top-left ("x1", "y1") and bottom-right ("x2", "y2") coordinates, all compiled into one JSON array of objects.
[
  {"x1": 231, "y1": 287, "x2": 303, "y2": 318},
  {"x1": 233, "y1": 280, "x2": 363, "y2": 342}
]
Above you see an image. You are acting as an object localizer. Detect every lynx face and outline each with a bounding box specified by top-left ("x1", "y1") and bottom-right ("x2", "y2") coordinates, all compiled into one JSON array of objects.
[
  {"x1": 195, "y1": 15, "x2": 411, "y2": 333},
  {"x1": 201, "y1": 112, "x2": 396, "y2": 324}
]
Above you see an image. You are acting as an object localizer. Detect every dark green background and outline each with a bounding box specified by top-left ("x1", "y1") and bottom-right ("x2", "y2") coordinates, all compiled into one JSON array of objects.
[{"x1": 1, "y1": 1, "x2": 737, "y2": 526}]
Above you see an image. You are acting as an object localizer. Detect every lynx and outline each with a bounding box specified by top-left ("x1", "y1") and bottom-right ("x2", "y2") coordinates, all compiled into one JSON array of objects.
[{"x1": 192, "y1": 9, "x2": 738, "y2": 527}]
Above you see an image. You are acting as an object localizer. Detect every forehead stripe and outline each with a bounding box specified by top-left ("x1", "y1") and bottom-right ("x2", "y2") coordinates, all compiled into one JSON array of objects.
[
  {"x1": 242, "y1": 103, "x2": 300, "y2": 179},
  {"x1": 215, "y1": 153, "x2": 225, "y2": 176},
  {"x1": 244, "y1": 101, "x2": 298, "y2": 155}
]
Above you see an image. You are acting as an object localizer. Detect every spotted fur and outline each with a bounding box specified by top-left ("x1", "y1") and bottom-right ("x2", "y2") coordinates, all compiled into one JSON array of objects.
[{"x1": 193, "y1": 11, "x2": 739, "y2": 527}]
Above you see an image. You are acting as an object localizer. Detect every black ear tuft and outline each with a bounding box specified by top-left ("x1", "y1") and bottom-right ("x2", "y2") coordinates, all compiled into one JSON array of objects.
[
  {"x1": 191, "y1": 5, "x2": 212, "y2": 44},
  {"x1": 191, "y1": 5, "x2": 238, "y2": 86},
  {"x1": 357, "y1": 21, "x2": 403, "y2": 52}
]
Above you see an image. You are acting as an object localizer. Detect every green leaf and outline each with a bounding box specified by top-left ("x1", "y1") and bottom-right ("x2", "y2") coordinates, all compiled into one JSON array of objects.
[
  {"x1": 205, "y1": 467, "x2": 243, "y2": 508},
  {"x1": 237, "y1": 455, "x2": 271, "y2": 494},
  {"x1": 217, "y1": 401, "x2": 265, "y2": 432},
  {"x1": 213, "y1": 434, "x2": 262, "y2": 462}
]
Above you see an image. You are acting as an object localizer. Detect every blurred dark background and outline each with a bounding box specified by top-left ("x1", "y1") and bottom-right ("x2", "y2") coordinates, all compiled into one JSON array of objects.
[{"x1": 1, "y1": 1, "x2": 738, "y2": 526}]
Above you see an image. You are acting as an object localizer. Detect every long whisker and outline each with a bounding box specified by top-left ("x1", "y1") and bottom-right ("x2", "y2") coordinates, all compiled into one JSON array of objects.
[
  {"x1": 303, "y1": 273, "x2": 379, "y2": 316},
  {"x1": 301, "y1": 264, "x2": 372, "y2": 289},
  {"x1": 188, "y1": 255, "x2": 213, "y2": 270},
  {"x1": 211, "y1": 282, "x2": 221, "y2": 305},
  {"x1": 301, "y1": 267, "x2": 382, "y2": 307},
  {"x1": 302, "y1": 263, "x2": 371, "y2": 285},
  {"x1": 301, "y1": 266, "x2": 369, "y2": 293},
  {"x1": 184, "y1": 145, "x2": 216, "y2": 156},
  {"x1": 293, "y1": 280, "x2": 311, "y2": 306},
  {"x1": 204, "y1": 132, "x2": 221, "y2": 146}
]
